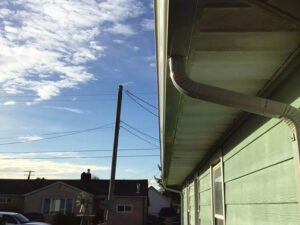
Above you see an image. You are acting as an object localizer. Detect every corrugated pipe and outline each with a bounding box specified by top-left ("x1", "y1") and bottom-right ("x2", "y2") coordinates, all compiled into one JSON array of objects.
[
  {"x1": 169, "y1": 56, "x2": 300, "y2": 213},
  {"x1": 161, "y1": 179, "x2": 183, "y2": 225}
]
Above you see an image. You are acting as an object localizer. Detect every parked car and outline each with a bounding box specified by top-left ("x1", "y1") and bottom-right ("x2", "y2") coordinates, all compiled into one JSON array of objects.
[
  {"x1": 158, "y1": 207, "x2": 180, "y2": 225},
  {"x1": 0, "y1": 212, "x2": 51, "y2": 225},
  {"x1": 22, "y1": 213, "x2": 45, "y2": 223}
]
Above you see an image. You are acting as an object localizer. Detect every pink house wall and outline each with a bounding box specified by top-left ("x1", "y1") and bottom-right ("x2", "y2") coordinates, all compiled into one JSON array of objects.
[{"x1": 108, "y1": 197, "x2": 147, "y2": 225}]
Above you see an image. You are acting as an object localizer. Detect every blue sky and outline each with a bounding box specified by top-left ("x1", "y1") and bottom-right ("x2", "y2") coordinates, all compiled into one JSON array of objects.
[{"x1": 0, "y1": 0, "x2": 159, "y2": 186}]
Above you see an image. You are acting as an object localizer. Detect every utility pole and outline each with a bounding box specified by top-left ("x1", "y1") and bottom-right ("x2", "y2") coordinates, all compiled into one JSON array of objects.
[
  {"x1": 24, "y1": 170, "x2": 35, "y2": 180},
  {"x1": 106, "y1": 85, "x2": 123, "y2": 223}
]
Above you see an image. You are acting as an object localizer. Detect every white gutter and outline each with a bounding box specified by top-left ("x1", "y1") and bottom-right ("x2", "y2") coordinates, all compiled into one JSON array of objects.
[
  {"x1": 169, "y1": 56, "x2": 300, "y2": 212},
  {"x1": 161, "y1": 179, "x2": 183, "y2": 225}
]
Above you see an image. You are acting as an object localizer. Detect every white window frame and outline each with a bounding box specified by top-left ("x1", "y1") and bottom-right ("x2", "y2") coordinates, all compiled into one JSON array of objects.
[
  {"x1": 116, "y1": 204, "x2": 133, "y2": 213},
  {"x1": 211, "y1": 158, "x2": 226, "y2": 225},
  {"x1": 42, "y1": 198, "x2": 73, "y2": 215}
]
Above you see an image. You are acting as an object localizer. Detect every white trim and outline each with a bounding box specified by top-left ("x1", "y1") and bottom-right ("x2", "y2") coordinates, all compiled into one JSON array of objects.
[
  {"x1": 212, "y1": 159, "x2": 225, "y2": 225},
  {"x1": 116, "y1": 204, "x2": 133, "y2": 213}
]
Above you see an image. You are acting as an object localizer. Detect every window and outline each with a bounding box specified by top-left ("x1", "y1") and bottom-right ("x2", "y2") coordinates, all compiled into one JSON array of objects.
[
  {"x1": 0, "y1": 197, "x2": 11, "y2": 204},
  {"x1": 3, "y1": 215, "x2": 17, "y2": 224},
  {"x1": 116, "y1": 204, "x2": 133, "y2": 213},
  {"x1": 212, "y1": 162, "x2": 225, "y2": 225},
  {"x1": 43, "y1": 198, "x2": 73, "y2": 215}
]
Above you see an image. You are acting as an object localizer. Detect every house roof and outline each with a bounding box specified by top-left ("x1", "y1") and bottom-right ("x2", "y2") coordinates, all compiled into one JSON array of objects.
[
  {"x1": 155, "y1": 0, "x2": 300, "y2": 187},
  {"x1": 0, "y1": 179, "x2": 148, "y2": 197}
]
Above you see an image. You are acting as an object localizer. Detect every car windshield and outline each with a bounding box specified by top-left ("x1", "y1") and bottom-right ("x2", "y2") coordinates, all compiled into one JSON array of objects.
[{"x1": 15, "y1": 214, "x2": 30, "y2": 223}]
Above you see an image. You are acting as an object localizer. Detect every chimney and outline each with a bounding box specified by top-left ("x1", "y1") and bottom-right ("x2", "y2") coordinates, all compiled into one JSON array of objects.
[
  {"x1": 86, "y1": 169, "x2": 91, "y2": 180},
  {"x1": 81, "y1": 169, "x2": 91, "y2": 181}
]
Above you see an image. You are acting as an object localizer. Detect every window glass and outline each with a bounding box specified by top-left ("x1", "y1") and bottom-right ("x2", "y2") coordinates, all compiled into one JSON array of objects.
[
  {"x1": 215, "y1": 218, "x2": 224, "y2": 225},
  {"x1": 66, "y1": 199, "x2": 73, "y2": 214},
  {"x1": 15, "y1": 214, "x2": 30, "y2": 223},
  {"x1": 212, "y1": 162, "x2": 225, "y2": 225},
  {"x1": 43, "y1": 199, "x2": 50, "y2": 214},
  {"x1": 59, "y1": 199, "x2": 66, "y2": 213},
  {"x1": 3, "y1": 215, "x2": 17, "y2": 224},
  {"x1": 213, "y1": 165, "x2": 223, "y2": 216},
  {"x1": 125, "y1": 205, "x2": 132, "y2": 212},
  {"x1": 117, "y1": 205, "x2": 124, "y2": 212}
]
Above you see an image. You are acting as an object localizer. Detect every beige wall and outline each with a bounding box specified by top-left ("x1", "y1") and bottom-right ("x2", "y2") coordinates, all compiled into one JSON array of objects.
[
  {"x1": 0, "y1": 196, "x2": 24, "y2": 212},
  {"x1": 108, "y1": 197, "x2": 147, "y2": 225},
  {"x1": 23, "y1": 182, "x2": 83, "y2": 213}
]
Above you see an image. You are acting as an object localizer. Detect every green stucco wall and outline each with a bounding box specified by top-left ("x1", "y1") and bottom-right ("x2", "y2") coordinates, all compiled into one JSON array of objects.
[{"x1": 182, "y1": 73, "x2": 300, "y2": 225}]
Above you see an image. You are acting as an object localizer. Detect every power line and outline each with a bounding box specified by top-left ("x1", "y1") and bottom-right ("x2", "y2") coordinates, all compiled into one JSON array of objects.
[
  {"x1": 121, "y1": 126, "x2": 159, "y2": 147},
  {"x1": 125, "y1": 90, "x2": 158, "y2": 109},
  {"x1": 0, "y1": 125, "x2": 158, "y2": 140},
  {"x1": 125, "y1": 92, "x2": 158, "y2": 117},
  {"x1": 0, "y1": 155, "x2": 160, "y2": 160},
  {"x1": 0, "y1": 92, "x2": 157, "y2": 98},
  {"x1": 0, "y1": 123, "x2": 114, "y2": 146},
  {"x1": 0, "y1": 126, "x2": 114, "y2": 141},
  {"x1": 0, "y1": 148, "x2": 159, "y2": 154},
  {"x1": 121, "y1": 121, "x2": 159, "y2": 141}
]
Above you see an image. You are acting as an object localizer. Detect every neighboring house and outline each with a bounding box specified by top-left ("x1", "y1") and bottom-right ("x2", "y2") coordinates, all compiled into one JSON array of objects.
[
  {"x1": 0, "y1": 172, "x2": 148, "y2": 225},
  {"x1": 155, "y1": 0, "x2": 300, "y2": 225},
  {"x1": 148, "y1": 186, "x2": 171, "y2": 216}
]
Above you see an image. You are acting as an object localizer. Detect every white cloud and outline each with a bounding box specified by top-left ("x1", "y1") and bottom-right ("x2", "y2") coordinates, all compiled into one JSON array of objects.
[
  {"x1": 145, "y1": 55, "x2": 156, "y2": 67},
  {"x1": 105, "y1": 23, "x2": 136, "y2": 36},
  {"x1": 113, "y1": 39, "x2": 126, "y2": 44},
  {"x1": 141, "y1": 19, "x2": 154, "y2": 31},
  {"x1": 132, "y1": 46, "x2": 140, "y2": 51},
  {"x1": 3, "y1": 100, "x2": 17, "y2": 106},
  {"x1": 45, "y1": 106, "x2": 83, "y2": 114},
  {"x1": 0, "y1": 158, "x2": 110, "y2": 179},
  {"x1": 0, "y1": 0, "x2": 145, "y2": 102},
  {"x1": 122, "y1": 81, "x2": 134, "y2": 86},
  {"x1": 124, "y1": 168, "x2": 139, "y2": 174},
  {"x1": 17, "y1": 135, "x2": 44, "y2": 141}
]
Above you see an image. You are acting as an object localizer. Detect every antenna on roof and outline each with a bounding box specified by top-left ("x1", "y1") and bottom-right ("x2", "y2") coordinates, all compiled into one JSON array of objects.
[{"x1": 24, "y1": 170, "x2": 35, "y2": 180}]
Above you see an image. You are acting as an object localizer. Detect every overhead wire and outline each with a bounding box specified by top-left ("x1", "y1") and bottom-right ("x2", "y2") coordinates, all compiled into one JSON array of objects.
[
  {"x1": 125, "y1": 92, "x2": 158, "y2": 117},
  {"x1": 125, "y1": 90, "x2": 158, "y2": 109},
  {"x1": 121, "y1": 121, "x2": 159, "y2": 141},
  {"x1": 0, "y1": 148, "x2": 159, "y2": 154},
  {"x1": 0, "y1": 123, "x2": 114, "y2": 146},
  {"x1": 0, "y1": 155, "x2": 160, "y2": 160},
  {"x1": 120, "y1": 126, "x2": 159, "y2": 147}
]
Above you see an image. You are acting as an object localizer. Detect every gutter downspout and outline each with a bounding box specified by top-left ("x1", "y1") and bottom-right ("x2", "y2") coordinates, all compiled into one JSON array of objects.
[
  {"x1": 169, "y1": 56, "x2": 300, "y2": 213},
  {"x1": 162, "y1": 180, "x2": 183, "y2": 225}
]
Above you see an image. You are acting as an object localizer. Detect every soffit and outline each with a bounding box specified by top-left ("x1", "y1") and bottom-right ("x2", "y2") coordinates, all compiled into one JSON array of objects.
[{"x1": 161, "y1": 0, "x2": 300, "y2": 186}]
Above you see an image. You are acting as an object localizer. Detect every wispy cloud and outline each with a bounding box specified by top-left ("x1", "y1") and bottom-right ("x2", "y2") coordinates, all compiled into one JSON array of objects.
[
  {"x1": 122, "y1": 81, "x2": 134, "y2": 86},
  {"x1": 17, "y1": 135, "x2": 44, "y2": 142},
  {"x1": 3, "y1": 100, "x2": 17, "y2": 106},
  {"x1": 145, "y1": 55, "x2": 156, "y2": 67},
  {"x1": 124, "y1": 168, "x2": 140, "y2": 174},
  {"x1": 0, "y1": 158, "x2": 110, "y2": 179},
  {"x1": 0, "y1": 0, "x2": 145, "y2": 102},
  {"x1": 141, "y1": 19, "x2": 154, "y2": 31},
  {"x1": 131, "y1": 46, "x2": 140, "y2": 51},
  {"x1": 113, "y1": 39, "x2": 126, "y2": 44},
  {"x1": 45, "y1": 106, "x2": 83, "y2": 114},
  {"x1": 105, "y1": 23, "x2": 136, "y2": 36}
]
